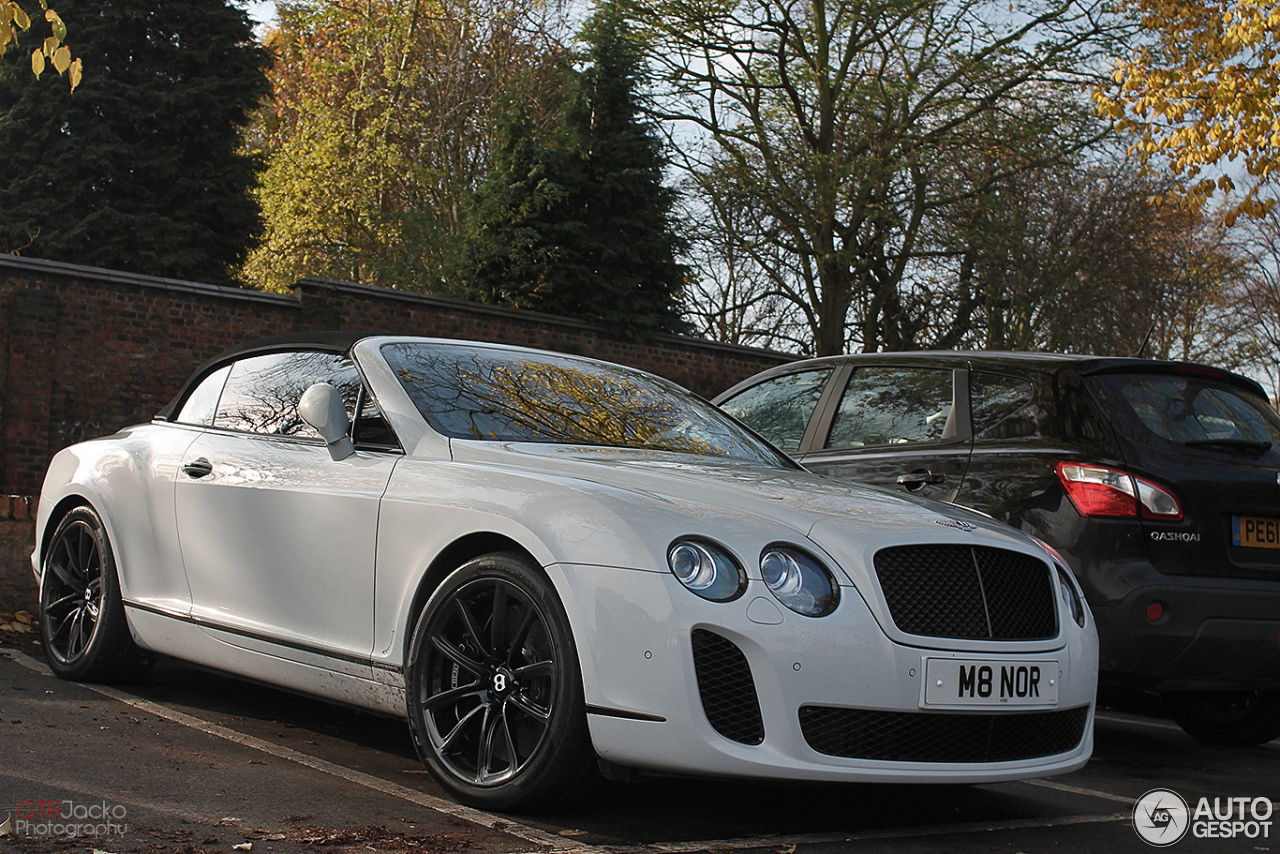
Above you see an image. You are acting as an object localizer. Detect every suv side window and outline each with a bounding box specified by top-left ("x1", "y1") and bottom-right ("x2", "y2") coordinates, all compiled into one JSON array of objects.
[
  {"x1": 214, "y1": 351, "x2": 361, "y2": 439},
  {"x1": 971, "y1": 372, "x2": 1039, "y2": 440},
  {"x1": 718, "y1": 369, "x2": 832, "y2": 453},
  {"x1": 826, "y1": 367, "x2": 954, "y2": 448}
]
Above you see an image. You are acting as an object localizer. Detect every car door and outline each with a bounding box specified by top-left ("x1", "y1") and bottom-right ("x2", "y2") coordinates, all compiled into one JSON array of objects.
[
  {"x1": 956, "y1": 369, "x2": 1070, "y2": 528},
  {"x1": 173, "y1": 349, "x2": 398, "y2": 673},
  {"x1": 798, "y1": 363, "x2": 973, "y2": 503}
]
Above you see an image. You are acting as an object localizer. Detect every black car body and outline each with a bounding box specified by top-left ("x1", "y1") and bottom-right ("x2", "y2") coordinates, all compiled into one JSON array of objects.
[{"x1": 715, "y1": 351, "x2": 1280, "y2": 744}]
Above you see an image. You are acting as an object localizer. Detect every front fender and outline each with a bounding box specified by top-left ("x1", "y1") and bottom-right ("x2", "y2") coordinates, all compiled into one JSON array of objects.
[{"x1": 35, "y1": 425, "x2": 201, "y2": 616}]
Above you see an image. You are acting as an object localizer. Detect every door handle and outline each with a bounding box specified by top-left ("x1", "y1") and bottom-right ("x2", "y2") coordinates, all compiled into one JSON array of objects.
[
  {"x1": 896, "y1": 470, "x2": 946, "y2": 490},
  {"x1": 182, "y1": 458, "x2": 213, "y2": 479}
]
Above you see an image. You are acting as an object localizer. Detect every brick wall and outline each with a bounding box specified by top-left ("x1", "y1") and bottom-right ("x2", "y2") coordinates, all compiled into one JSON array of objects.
[
  {"x1": 0, "y1": 255, "x2": 794, "y2": 606},
  {"x1": 0, "y1": 255, "x2": 793, "y2": 499},
  {"x1": 0, "y1": 495, "x2": 34, "y2": 612}
]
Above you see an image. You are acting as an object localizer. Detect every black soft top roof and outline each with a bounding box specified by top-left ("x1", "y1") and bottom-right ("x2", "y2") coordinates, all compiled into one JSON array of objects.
[{"x1": 155, "y1": 331, "x2": 379, "y2": 421}]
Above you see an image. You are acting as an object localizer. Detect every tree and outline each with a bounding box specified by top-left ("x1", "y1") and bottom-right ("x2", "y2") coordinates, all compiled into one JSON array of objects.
[
  {"x1": 688, "y1": 142, "x2": 1248, "y2": 361},
  {"x1": 0, "y1": 1, "x2": 80, "y2": 89},
  {"x1": 241, "y1": 0, "x2": 573, "y2": 294},
  {"x1": 922, "y1": 156, "x2": 1249, "y2": 360},
  {"x1": 0, "y1": 0, "x2": 268, "y2": 285},
  {"x1": 1231, "y1": 193, "x2": 1280, "y2": 397},
  {"x1": 462, "y1": 1, "x2": 688, "y2": 336},
  {"x1": 1094, "y1": 0, "x2": 1280, "y2": 222},
  {"x1": 630, "y1": 0, "x2": 1121, "y2": 355},
  {"x1": 463, "y1": 104, "x2": 589, "y2": 312},
  {"x1": 681, "y1": 184, "x2": 804, "y2": 351}
]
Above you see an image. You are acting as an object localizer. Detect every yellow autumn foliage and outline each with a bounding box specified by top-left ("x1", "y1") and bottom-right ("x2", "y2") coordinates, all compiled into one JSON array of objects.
[
  {"x1": 0, "y1": 0, "x2": 80, "y2": 90},
  {"x1": 1095, "y1": 0, "x2": 1280, "y2": 222}
]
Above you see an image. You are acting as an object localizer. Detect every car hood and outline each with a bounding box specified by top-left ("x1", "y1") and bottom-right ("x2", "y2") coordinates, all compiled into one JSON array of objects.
[{"x1": 448, "y1": 441, "x2": 1034, "y2": 555}]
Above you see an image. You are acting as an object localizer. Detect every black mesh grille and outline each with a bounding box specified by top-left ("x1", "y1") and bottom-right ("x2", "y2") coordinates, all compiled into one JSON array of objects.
[
  {"x1": 874, "y1": 545, "x2": 1057, "y2": 640},
  {"x1": 799, "y1": 705, "x2": 1089, "y2": 762},
  {"x1": 691, "y1": 629, "x2": 764, "y2": 745}
]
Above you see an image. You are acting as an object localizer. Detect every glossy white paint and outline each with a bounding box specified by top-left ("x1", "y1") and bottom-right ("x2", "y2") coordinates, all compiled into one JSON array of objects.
[
  {"x1": 33, "y1": 335, "x2": 1099, "y2": 784},
  {"x1": 173, "y1": 430, "x2": 395, "y2": 669},
  {"x1": 298, "y1": 382, "x2": 356, "y2": 460}
]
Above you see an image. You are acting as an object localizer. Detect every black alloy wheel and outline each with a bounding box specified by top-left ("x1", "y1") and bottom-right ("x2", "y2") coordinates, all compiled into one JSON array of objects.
[
  {"x1": 405, "y1": 553, "x2": 596, "y2": 811},
  {"x1": 39, "y1": 506, "x2": 150, "y2": 682}
]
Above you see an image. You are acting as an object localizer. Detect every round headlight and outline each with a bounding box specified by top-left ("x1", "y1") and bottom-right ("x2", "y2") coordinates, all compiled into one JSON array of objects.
[
  {"x1": 668, "y1": 539, "x2": 746, "y2": 602},
  {"x1": 760, "y1": 545, "x2": 839, "y2": 616}
]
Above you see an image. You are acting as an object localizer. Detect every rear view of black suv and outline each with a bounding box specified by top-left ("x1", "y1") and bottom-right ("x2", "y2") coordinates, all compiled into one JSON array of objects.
[{"x1": 716, "y1": 352, "x2": 1280, "y2": 744}]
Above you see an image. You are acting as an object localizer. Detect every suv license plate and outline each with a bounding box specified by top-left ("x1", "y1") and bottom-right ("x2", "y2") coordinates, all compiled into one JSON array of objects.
[
  {"x1": 923, "y1": 659, "x2": 1058, "y2": 707},
  {"x1": 1232, "y1": 515, "x2": 1280, "y2": 549}
]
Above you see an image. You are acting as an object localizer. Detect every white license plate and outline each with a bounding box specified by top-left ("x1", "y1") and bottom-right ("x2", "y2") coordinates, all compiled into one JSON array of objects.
[{"x1": 923, "y1": 658, "x2": 1058, "y2": 707}]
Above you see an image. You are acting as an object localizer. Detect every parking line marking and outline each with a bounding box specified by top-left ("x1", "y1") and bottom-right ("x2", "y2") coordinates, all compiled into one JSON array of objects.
[
  {"x1": 4, "y1": 650, "x2": 591, "y2": 854},
  {"x1": 1020, "y1": 778, "x2": 1135, "y2": 805},
  {"x1": 1, "y1": 650, "x2": 1163, "y2": 852},
  {"x1": 1094, "y1": 712, "x2": 1183, "y2": 732}
]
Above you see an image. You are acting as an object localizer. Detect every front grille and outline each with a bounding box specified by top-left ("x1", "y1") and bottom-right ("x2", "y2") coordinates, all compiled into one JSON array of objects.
[
  {"x1": 691, "y1": 629, "x2": 764, "y2": 745},
  {"x1": 799, "y1": 705, "x2": 1089, "y2": 762},
  {"x1": 874, "y1": 545, "x2": 1057, "y2": 639}
]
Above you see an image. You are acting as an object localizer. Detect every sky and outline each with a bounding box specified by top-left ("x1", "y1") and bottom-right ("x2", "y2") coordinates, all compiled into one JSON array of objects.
[{"x1": 245, "y1": 1, "x2": 276, "y2": 29}]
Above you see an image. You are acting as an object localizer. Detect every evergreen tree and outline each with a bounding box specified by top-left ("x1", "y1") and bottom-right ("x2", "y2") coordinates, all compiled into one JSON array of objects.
[
  {"x1": 463, "y1": 0, "x2": 688, "y2": 337},
  {"x1": 0, "y1": 0, "x2": 270, "y2": 285},
  {"x1": 466, "y1": 104, "x2": 591, "y2": 312}
]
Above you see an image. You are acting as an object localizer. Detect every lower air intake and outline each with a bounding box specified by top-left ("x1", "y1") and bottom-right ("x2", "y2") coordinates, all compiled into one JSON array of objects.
[
  {"x1": 799, "y1": 705, "x2": 1089, "y2": 762},
  {"x1": 691, "y1": 629, "x2": 765, "y2": 745}
]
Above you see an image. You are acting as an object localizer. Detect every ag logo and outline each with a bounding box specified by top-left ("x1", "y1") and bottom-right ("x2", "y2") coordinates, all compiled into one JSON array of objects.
[{"x1": 1133, "y1": 788, "x2": 1190, "y2": 846}]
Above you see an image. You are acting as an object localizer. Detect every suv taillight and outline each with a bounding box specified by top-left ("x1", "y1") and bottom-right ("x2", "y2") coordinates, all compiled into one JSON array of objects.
[{"x1": 1055, "y1": 462, "x2": 1183, "y2": 521}]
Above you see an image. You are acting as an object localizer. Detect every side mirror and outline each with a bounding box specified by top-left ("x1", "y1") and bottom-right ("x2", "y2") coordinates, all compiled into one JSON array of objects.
[{"x1": 299, "y1": 383, "x2": 356, "y2": 461}]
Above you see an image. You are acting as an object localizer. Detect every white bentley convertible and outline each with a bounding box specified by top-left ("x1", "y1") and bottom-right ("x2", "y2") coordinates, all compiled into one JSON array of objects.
[{"x1": 33, "y1": 333, "x2": 1097, "y2": 810}]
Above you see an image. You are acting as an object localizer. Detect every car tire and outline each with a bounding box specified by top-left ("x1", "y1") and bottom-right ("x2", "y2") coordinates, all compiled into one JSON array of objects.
[
  {"x1": 405, "y1": 552, "x2": 597, "y2": 811},
  {"x1": 38, "y1": 506, "x2": 152, "y2": 682},
  {"x1": 1165, "y1": 690, "x2": 1280, "y2": 746}
]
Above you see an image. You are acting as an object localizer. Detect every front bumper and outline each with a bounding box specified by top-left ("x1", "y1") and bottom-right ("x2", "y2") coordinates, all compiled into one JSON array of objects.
[{"x1": 552, "y1": 563, "x2": 1097, "y2": 783}]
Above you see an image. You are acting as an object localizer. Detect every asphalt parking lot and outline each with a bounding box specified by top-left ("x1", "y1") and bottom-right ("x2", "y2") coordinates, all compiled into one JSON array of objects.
[{"x1": 1, "y1": 638, "x2": 1277, "y2": 854}]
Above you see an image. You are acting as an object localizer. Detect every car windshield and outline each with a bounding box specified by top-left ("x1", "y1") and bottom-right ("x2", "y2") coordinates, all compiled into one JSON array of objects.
[
  {"x1": 382, "y1": 342, "x2": 795, "y2": 467},
  {"x1": 1092, "y1": 372, "x2": 1280, "y2": 451}
]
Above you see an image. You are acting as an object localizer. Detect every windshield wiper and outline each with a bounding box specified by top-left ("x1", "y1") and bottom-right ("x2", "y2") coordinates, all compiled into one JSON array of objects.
[{"x1": 1184, "y1": 438, "x2": 1273, "y2": 454}]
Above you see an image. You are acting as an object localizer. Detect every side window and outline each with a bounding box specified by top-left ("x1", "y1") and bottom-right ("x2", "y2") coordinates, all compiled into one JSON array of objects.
[
  {"x1": 352, "y1": 389, "x2": 400, "y2": 450},
  {"x1": 175, "y1": 365, "x2": 231, "y2": 426},
  {"x1": 826, "y1": 367, "x2": 954, "y2": 448},
  {"x1": 971, "y1": 372, "x2": 1039, "y2": 440},
  {"x1": 718, "y1": 369, "x2": 833, "y2": 453},
  {"x1": 213, "y1": 351, "x2": 360, "y2": 439}
]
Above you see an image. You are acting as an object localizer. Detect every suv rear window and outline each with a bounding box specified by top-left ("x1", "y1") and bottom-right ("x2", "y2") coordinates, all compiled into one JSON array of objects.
[{"x1": 1092, "y1": 373, "x2": 1280, "y2": 451}]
